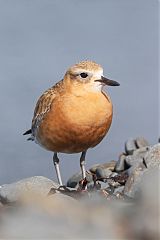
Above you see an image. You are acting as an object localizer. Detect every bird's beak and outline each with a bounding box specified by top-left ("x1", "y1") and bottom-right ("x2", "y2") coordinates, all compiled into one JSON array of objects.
[{"x1": 95, "y1": 76, "x2": 120, "y2": 86}]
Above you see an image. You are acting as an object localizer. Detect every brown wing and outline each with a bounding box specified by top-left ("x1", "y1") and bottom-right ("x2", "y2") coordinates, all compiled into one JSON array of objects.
[{"x1": 31, "y1": 80, "x2": 63, "y2": 138}]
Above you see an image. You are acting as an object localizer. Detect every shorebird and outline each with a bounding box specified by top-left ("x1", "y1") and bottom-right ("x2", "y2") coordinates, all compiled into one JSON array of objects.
[{"x1": 23, "y1": 61, "x2": 120, "y2": 186}]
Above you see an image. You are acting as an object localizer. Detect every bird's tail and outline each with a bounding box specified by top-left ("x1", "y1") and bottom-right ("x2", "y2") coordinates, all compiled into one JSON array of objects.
[
  {"x1": 23, "y1": 129, "x2": 34, "y2": 141},
  {"x1": 23, "y1": 129, "x2": 32, "y2": 135}
]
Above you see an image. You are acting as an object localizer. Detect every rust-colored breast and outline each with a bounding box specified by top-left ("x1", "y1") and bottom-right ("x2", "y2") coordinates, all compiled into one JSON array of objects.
[{"x1": 36, "y1": 90, "x2": 113, "y2": 153}]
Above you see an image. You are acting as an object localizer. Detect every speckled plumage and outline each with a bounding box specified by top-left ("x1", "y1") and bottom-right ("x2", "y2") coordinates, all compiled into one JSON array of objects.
[
  {"x1": 68, "y1": 60, "x2": 102, "y2": 72},
  {"x1": 31, "y1": 80, "x2": 64, "y2": 139}
]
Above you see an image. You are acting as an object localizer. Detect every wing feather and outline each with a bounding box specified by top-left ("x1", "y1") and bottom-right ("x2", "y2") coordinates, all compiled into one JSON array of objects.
[{"x1": 31, "y1": 80, "x2": 63, "y2": 138}]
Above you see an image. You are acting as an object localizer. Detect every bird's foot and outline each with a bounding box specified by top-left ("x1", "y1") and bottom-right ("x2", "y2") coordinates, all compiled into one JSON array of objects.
[
  {"x1": 77, "y1": 177, "x2": 88, "y2": 191},
  {"x1": 48, "y1": 185, "x2": 72, "y2": 196},
  {"x1": 57, "y1": 185, "x2": 73, "y2": 192}
]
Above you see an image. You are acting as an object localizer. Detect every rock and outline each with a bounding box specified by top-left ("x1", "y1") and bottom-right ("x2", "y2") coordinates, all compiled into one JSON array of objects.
[
  {"x1": 144, "y1": 144, "x2": 160, "y2": 168},
  {"x1": 95, "y1": 167, "x2": 112, "y2": 180},
  {"x1": 124, "y1": 146, "x2": 150, "y2": 168},
  {"x1": 125, "y1": 155, "x2": 144, "y2": 168},
  {"x1": 99, "y1": 181, "x2": 110, "y2": 190},
  {"x1": 89, "y1": 160, "x2": 116, "y2": 173},
  {"x1": 0, "y1": 176, "x2": 59, "y2": 204},
  {"x1": 135, "y1": 137, "x2": 149, "y2": 148},
  {"x1": 87, "y1": 181, "x2": 101, "y2": 191},
  {"x1": 111, "y1": 172, "x2": 129, "y2": 185},
  {"x1": 67, "y1": 171, "x2": 93, "y2": 188},
  {"x1": 107, "y1": 178, "x2": 121, "y2": 188},
  {"x1": 114, "y1": 153, "x2": 128, "y2": 172},
  {"x1": 124, "y1": 148, "x2": 160, "y2": 199},
  {"x1": 133, "y1": 146, "x2": 150, "y2": 157},
  {"x1": 95, "y1": 167, "x2": 104, "y2": 179},
  {"x1": 114, "y1": 186, "x2": 124, "y2": 194},
  {"x1": 125, "y1": 138, "x2": 137, "y2": 155},
  {"x1": 114, "y1": 191, "x2": 125, "y2": 200},
  {"x1": 48, "y1": 192, "x2": 78, "y2": 204},
  {"x1": 67, "y1": 161, "x2": 116, "y2": 189},
  {"x1": 123, "y1": 162, "x2": 147, "y2": 198}
]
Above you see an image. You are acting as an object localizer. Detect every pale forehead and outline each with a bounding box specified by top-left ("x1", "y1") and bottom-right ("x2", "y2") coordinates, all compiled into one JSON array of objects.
[{"x1": 68, "y1": 60, "x2": 103, "y2": 73}]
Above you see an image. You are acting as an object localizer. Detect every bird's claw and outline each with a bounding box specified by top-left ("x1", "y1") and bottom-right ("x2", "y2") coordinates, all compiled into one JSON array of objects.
[
  {"x1": 57, "y1": 185, "x2": 72, "y2": 192},
  {"x1": 78, "y1": 177, "x2": 88, "y2": 191}
]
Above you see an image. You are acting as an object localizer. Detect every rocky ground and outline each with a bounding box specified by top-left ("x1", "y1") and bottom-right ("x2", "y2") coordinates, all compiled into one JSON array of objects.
[{"x1": 0, "y1": 137, "x2": 159, "y2": 239}]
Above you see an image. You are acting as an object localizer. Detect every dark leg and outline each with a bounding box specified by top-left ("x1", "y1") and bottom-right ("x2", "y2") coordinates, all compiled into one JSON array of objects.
[{"x1": 53, "y1": 152, "x2": 63, "y2": 186}]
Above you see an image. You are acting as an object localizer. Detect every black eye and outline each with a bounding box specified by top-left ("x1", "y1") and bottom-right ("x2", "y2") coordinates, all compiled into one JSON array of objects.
[{"x1": 80, "y1": 72, "x2": 88, "y2": 78}]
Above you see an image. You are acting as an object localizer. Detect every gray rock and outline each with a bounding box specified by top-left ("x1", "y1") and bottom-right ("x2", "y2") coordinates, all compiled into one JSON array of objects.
[
  {"x1": 125, "y1": 155, "x2": 144, "y2": 168},
  {"x1": 67, "y1": 171, "x2": 93, "y2": 188},
  {"x1": 124, "y1": 162, "x2": 147, "y2": 198},
  {"x1": 48, "y1": 192, "x2": 78, "y2": 203},
  {"x1": 144, "y1": 144, "x2": 160, "y2": 168},
  {"x1": 89, "y1": 160, "x2": 116, "y2": 173},
  {"x1": 99, "y1": 181, "x2": 110, "y2": 190},
  {"x1": 114, "y1": 153, "x2": 127, "y2": 172},
  {"x1": 114, "y1": 186, "x2": 124, "y2": 194},
  {"x1": 111, "y1": 172, "x2": 129, "y2": 185},
  {"x1": 87, "y1": 181, "x2": 95, "y2": 190},
  {"x1": 107, "y1": 178, "x2": 121, "y2": 188},
  {"x1": 95, "y1": 168, "x2": 105, "y2": 179},
  {"x1": 125, "y1": 138, "x2": 137, "y2": 155},
  {"x1": 107, "y1": 172, "x2": 124, "y2": 189},
  {"x1": 124, "y1": 146, "x2": 150, "y2": 168},
  {"x1": 110, "y1": 172, "x2": 118, "y2": 178},
  {"x1": 133, "y1": 146, "x2": 150, "y2": 157},
  {"x1": 124, "y1": 148, "x2": 160, "y2": 199},
  {"x1": 135, "y1": 137, "x2": 149, "y2": 148},
  {"x1": 0, "y1": 176, "x2": 59, "y2": 204},
  {"x1": 95, "y1": 167, "x2": 112, "y2": 179},
  {"x1": 87, "y1": 181, "x2": 101, "y2": 191}
]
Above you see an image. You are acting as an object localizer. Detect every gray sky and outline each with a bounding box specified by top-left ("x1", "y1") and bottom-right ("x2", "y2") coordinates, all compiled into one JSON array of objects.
[{"x1": 0, "y1": 0, "x2": 159, "y2": 184}]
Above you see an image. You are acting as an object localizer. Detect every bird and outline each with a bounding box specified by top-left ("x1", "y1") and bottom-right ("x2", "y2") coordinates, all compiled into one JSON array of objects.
[{"x1": 23, "y1": 60, "x2": 120, "y2": 186}]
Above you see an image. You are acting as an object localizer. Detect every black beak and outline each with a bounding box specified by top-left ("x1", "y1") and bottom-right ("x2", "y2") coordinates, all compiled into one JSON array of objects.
[{"x1": 95, "y1": 76, "x2": 120, "y2": 86}]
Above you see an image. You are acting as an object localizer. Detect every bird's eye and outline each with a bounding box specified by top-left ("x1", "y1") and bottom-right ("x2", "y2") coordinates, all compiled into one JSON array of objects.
[{"x1": 80, "y1": 72, "x2": 88, "y2": 78}]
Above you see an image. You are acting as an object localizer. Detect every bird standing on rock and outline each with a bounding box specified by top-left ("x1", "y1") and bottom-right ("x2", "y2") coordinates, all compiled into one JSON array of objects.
[{"x1": 24, "y1": 61, "x2": 120, "y2": 186}]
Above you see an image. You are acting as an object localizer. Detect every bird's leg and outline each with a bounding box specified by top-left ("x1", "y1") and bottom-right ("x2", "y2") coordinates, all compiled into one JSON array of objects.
[
  {"x1": 78, "y1": 151, "x2": 89, "y2": 191},
  {"x1": 53, "y1": 153, "x2": 63, "y2": 186},
  {"x1": 80, "y1": 151, "x2": 87, "y2": 179}
]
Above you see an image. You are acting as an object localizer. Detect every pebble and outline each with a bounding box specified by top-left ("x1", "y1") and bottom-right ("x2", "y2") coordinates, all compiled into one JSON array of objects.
[
  {"x1": 114, "y1": 153, "x2": 127, "y2": 172},
  {"x1": 133, "y1": 146, "x2": 150, "y2": 157},
  {"x1": 99, "y1": 181, "x2": 110, "y2": 190},
  {"x1": 0, "y1": 176, "x2": 59, "y2": 204},
  {"x1": 114, "y1": 191, "x2": 125, "y2": 200},
  {"x1": 135, "y1": 137, "x2": 149, "y2": 148},
  {"x1": 126, "y1": 160, "x2": 147, "y2": 176},
  {"x1": 125, "y1": 138, "x2": 137, "y2": 155},
  {"x1": 110, "y1": 172, "x2": 118, "y2": 178},
  {"x1": 107, "y1": 178, "x2": 121, "y2": 188},
  {"x1": 144, "y1": 144, "x2": 160, "y2": 168},
  {"x1": 125, "y1": 155, "x2": 144, "y2": 168},
  {"x1": 89, "y1": 160, "x2": 116, "y2": 173},
  {"x1": 114, "y1": 186, "x2": 124, "y2": 194},
  {"x1": 95, "y1": 167, "x2": 112, "y2": 180},
  {"x1": 124, "y1": 145, "x2": 150, "y2": 168},
  {"x1": 123, "y1": 162, "x2": 147, "y2": 198}
]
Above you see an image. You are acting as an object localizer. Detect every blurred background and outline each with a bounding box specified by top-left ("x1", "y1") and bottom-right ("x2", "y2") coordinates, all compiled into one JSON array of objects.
[{"x1": 0, "y1": 0, "x2": 159, "y2": 184}]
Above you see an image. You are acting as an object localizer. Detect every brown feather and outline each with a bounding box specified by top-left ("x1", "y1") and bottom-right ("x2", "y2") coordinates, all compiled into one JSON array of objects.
[{"x1": 31, "y1": 79, "x2": 64, "y2": 136}]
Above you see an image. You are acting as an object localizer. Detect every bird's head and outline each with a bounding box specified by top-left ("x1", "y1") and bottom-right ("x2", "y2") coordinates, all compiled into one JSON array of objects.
[{"x1": 64, "y1": 60, "x2": 120, "y2": 92}]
